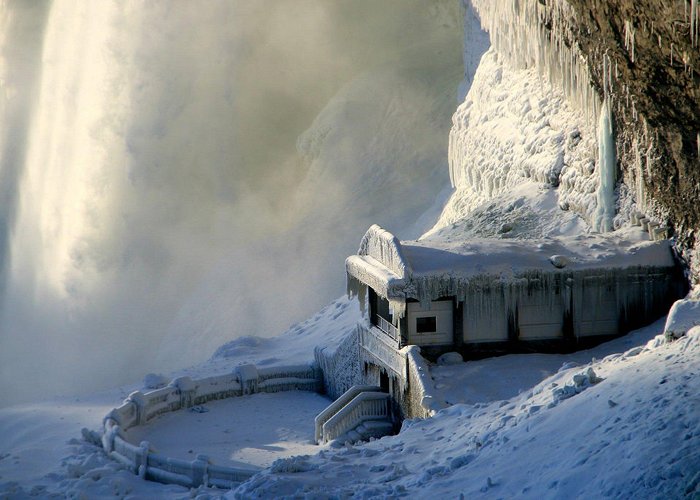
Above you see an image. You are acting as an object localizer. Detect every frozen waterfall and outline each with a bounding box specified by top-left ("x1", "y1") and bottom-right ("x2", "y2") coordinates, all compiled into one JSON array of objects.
[{"x1": 593, "y1": 98, "x2": 616, "y2": 233}]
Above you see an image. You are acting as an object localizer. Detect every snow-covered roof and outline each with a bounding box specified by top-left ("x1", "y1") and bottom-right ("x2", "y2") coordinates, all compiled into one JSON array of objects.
[{"x1": 346, "y1": 224, "x2": 679, "y2": 310}]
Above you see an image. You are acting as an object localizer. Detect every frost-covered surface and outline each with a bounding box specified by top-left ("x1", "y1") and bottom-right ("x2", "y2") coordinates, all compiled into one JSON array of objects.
[
  {"x1": 2, "y1": 296, "x2": 699, "y2": 498},
  {"x1": 426, "y1": 180, "x2": 587, "y2": 241},
  {"x1": 431, "y1": 316, "x2": 667, "y2": 406},
  {"x1": 348, "y1": 221, "x2": 677, "y2": 308},
  {"x1": 124, "y1": 391, "x2": 331, "y2": 469},
  {"x1": 470, "y1": 0, "x2": 600, "y2": 124},
  {"x1": 231, "y1": 320, "x2": 700, "y2": 499},
  {"x1": 437, "y1": 49, "x2": 598, "y2": 231},
  {"x1": 0, "y1": 297, "x2": 360, "y2": 498},
  {"x1": 406, "y1": 225, "x2": 673, "y2": 277},
  {"x1": 664, "y1": 298, "x2": 700, "y2": 340},
  {"x1": 315, "y1": 327, "x2": 362, "y2": 400},
  {"x1": 357, "y1": 224, "x2": 411, "y2": 279}
]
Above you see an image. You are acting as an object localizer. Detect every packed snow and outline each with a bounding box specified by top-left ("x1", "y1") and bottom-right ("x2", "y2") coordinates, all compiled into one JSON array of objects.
[{"x1": 123, "y1": 391, "x2": 331, "y2": 469}]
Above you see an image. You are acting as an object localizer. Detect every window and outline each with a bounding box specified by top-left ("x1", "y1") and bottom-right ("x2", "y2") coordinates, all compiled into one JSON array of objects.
[{"x1": 416, "y1": 316, "x2": 437, "y2": 333}]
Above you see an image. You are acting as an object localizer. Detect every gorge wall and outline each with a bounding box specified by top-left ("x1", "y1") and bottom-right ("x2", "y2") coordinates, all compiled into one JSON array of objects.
[{"x1": 567, "y1": 0, "x2": 700, "y2": 276}]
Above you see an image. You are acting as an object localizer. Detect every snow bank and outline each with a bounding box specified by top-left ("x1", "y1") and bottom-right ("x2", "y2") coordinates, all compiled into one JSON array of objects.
[{"x1": 664, "y1": 298, "x2": 700, "y2": 340}]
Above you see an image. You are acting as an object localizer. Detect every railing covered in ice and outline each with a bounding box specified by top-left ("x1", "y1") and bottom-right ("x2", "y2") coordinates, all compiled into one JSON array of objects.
[
  {"x1": 376, "y1": 315, "x2": 400, "y2": 342},
  {"x1": 317, "y1": 389, "x2": 390, "y2": 444},
  {"x1": 100, "y1": 363, "x2": 322, "y2": 489},
  {"x1": 314, "y1": 384, "x2": 381, "y2": 444}
]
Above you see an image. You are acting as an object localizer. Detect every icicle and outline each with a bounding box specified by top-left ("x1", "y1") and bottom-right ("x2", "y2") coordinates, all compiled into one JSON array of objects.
[
  {"x1": 697, "y1": 132, "x2": 699, "y2": 159},
  {"x1": 692, "y1": 0, "x2": 698, "y2": 47},
  {"x1": 469, "y1": 0, "x2": 601, "y2": 125},
  {"x1": 592, "y1": 98, "x2": 616, "y2": 233},
  {"x1": 624, "y1": 20, "x2": 635, "y2": 63}
]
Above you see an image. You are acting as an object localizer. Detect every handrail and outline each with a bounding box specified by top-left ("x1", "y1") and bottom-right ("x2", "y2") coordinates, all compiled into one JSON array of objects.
[
  {"x1": 320, "y1": 391, "x2": 390, "y2": 444},
  {"x1": 377, "y1": 316, "x2": 399, "y2": 342},
  {"x1": 314, "y1": 385, "x2": 380, "y2": 444}
]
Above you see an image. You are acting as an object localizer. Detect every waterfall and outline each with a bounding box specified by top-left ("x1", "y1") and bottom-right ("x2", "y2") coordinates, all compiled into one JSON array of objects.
[{"x1": 0, "y1": 0, "x2": 462, "y2": 405}]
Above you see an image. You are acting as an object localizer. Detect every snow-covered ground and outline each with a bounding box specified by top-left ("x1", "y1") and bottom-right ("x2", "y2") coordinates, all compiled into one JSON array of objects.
[
  {"x1": 2, "y1": 299, "x2": 697, "y2": 498},
  {"x1": 234, "y1": 321, "x2": 700, "y2": 499},
  {"x1": 0, "y1": 297, "x2": 361, "y2": 498},
  {"x1": 124, "y1": 391, "x2": 331, "y2": 469}
]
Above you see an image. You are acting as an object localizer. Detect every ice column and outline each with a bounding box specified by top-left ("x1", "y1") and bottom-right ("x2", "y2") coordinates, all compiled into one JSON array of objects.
[{"x1": 593, "y1": 98, "x2": 616, "y2": 232}]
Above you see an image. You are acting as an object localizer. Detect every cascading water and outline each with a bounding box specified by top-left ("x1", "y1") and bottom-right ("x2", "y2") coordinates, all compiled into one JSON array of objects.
[{"x1": 0, "y1": 0, "x2": 463, "y2": 405}]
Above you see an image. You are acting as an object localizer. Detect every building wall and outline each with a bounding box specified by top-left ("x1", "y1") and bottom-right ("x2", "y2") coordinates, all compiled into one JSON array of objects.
[
  {"x1": 406, "y1": 300, "x2": 453, "y2": 345},
  {"x1": 463, "y1": 290, "x2": 509, "y2": 343}
]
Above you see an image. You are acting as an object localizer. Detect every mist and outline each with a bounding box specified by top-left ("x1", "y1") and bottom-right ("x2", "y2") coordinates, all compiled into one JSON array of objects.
[{"x1": 0, "y1": 0, "x2": 464, "y2": 405}]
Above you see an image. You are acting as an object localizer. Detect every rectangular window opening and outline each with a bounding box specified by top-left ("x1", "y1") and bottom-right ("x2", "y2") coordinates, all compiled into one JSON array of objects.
[{"x1": 416, "y1": 316, "x2": 437, "y2": 333}]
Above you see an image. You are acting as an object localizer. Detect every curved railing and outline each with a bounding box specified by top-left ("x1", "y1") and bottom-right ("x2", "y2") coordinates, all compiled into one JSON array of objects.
[{"x1": 100, "y1": 363, "x2": 322, "y2": 489}]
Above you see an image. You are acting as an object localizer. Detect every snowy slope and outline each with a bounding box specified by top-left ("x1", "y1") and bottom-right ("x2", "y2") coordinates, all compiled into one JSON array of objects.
[
  {"x1": 3, "y1": 297, "x2": 697, "y2": 499},
  {"x1": 0, "y1": 297, "x2": 361, "y2": 498},
  {"x1": 232, "y1": 324, "x2": 700, "y2": 499}
]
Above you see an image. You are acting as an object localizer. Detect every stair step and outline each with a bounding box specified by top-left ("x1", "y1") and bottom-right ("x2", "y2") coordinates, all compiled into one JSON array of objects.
[{"x1": 356, "y1": 420, "x2": 394, "y2": 440}]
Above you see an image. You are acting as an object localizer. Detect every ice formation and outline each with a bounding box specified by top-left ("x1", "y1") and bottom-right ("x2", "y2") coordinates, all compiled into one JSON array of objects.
[
  {"x1": 593, "y1": 98, "x2": 616, "y2": 233},
  {"x1": 436, "y1": 49, "x2": 598, "y2": 231},
  {"x1": 624, "y1": 20, "x2": 636, "y2": 63},
  {"x1": 470, "y1": 0, "x2": 601, "y2": 126},
  {"x1": 348, "y1": 222, "x2": 679, "y2": 326},
  {"x1": 692, "y1": 0, "x2": 699, "y2": 47}
]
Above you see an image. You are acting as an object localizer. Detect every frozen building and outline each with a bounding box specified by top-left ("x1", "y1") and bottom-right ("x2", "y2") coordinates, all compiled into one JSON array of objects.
[{"x1": 347, "y1": 225, "x2": 686, "y2": 358}]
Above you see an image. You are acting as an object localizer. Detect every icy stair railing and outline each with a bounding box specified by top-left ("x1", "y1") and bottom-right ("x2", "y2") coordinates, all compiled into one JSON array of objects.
[
  {"x1": 314, "y1": 385, "x2": 380, "y2": 444},
  {"x1": 631, "y1": 211, "x2": 669, "y2": 241},
  {"x1": 377, "y1": 316, "x2": 399, "y2": 343},
  {"x1": 100, "y1": 363, "x2": 322, "y2": 489},
  {"x1": 314, "y1": 385, "x2": 391, "y2": 445}
]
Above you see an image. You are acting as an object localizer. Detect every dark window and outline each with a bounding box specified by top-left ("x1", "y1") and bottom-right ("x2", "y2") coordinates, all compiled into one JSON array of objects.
[{"x1": 416, "y1": 316, "x2": 437, "y2": 333}]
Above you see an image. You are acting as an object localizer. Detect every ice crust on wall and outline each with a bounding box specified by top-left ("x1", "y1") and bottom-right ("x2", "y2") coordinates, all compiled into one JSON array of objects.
[
  {"x1": 357, "y1": 224, "x2": 411, "y2": 279},
  {"x1": 432, "y1": 49, "x2": 598, "y2": 232},
  {"x1": 470, "y1": 0, "x2": 601, "y2": 126}
]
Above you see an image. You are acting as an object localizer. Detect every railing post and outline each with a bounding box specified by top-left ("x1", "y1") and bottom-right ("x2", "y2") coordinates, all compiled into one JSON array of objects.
[
  {"x1": 127, "y1": 391, "x2": 147, "y2": 425},
  {"x1": 170, "y1": 377, "x2": 196, "y2": 409},
  {"x1": 101, "y1": 422, "x2": 119, "y2": 453},
  {"x1": 136, "y1": 441, "x2": 150, "y2": 478},
  {"x1": 192, "y1": 454, "x2": 210, "y2": 487},
  {"x1": 236, "y1": 364, "x2": 259, "y2": 395}
]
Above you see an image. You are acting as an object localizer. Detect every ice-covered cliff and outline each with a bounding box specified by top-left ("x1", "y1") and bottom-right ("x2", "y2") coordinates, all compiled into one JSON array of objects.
[{"x1": 463, "y1": 0, "x2": 700, "y2": 274}]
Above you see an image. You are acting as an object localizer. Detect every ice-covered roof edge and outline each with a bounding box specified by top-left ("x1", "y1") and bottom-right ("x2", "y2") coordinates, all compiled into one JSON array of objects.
[
  {"x1": 357, "y1": 224, "x2": 412, "y2": 279},
  {"x1": 346, "y1": 254, "x2": 407, "y2": 320},
  {"x1": 348, "y1": 257, "x2": 681, "y2": 319}
]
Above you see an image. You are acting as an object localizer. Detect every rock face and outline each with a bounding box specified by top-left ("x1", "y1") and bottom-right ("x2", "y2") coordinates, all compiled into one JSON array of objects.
[{"x1": 563, "y1": 0, "x2": 700, "y2": 276}]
